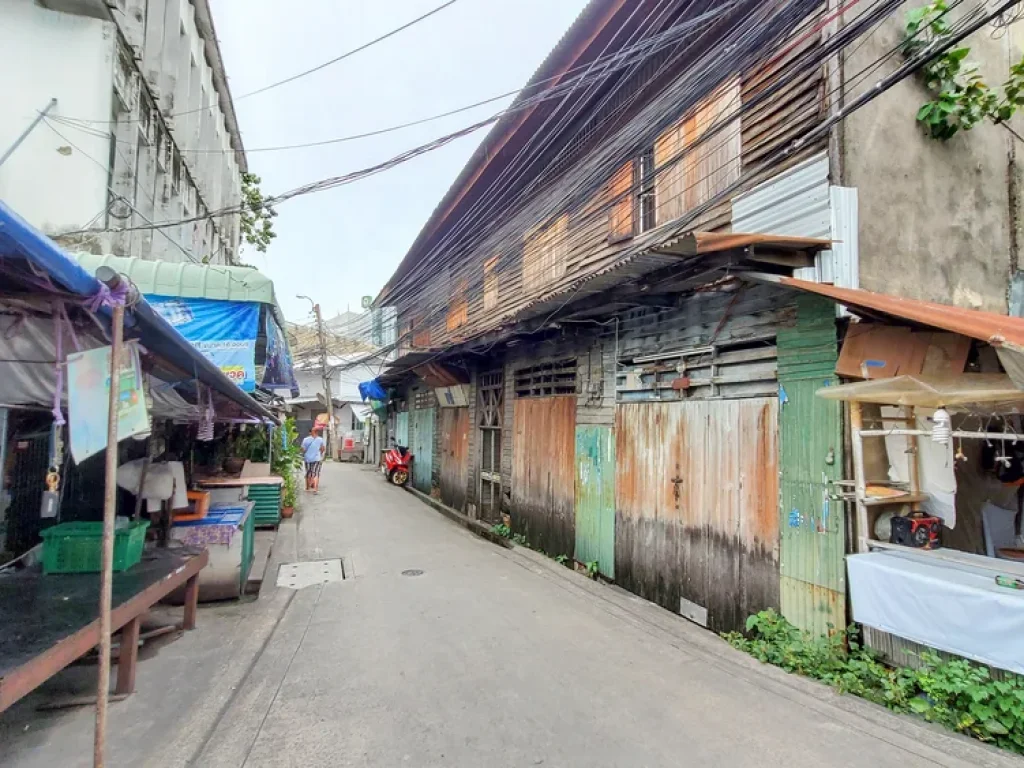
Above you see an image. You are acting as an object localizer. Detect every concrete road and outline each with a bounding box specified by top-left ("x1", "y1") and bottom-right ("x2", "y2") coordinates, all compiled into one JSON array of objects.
[
  {"x1": 1, "y1": 463, "x2": 1013, "y2": 768},
  {"x1": 191, "y1": 463, "x2": 1008, "y2": 768}
]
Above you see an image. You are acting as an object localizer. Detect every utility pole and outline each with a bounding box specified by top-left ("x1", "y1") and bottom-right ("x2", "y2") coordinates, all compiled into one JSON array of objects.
[{"x1": 299, "y1": 296, "x2": 334, "y2": 459}]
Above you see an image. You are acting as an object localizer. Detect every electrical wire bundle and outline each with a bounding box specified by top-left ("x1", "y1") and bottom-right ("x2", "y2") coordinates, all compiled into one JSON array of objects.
[{"x1": 327, "y1": 0, "x2": 1018, "y2": 374}]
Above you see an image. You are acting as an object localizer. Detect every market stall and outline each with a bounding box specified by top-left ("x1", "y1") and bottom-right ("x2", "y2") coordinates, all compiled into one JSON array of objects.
[
  {"x1": 0, "y1": 201, "x2": 277, "y2": 762},
  {"x1": 819, "y1": 374, "x2": 1024, "y2": 674}
]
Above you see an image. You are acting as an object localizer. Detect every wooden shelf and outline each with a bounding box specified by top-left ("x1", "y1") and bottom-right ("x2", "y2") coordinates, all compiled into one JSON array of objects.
[{"x1": 862, "y1": 492, "x2": 928, "y2": 508}]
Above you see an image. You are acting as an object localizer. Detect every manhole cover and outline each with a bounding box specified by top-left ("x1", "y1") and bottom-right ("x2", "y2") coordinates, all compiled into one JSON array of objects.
[
  {"x1": 401, "y1": 569, "x2": 424, "y2": 577},
  {"x1": 276, "y1": 559, "x2": 344, "y2": 590}
]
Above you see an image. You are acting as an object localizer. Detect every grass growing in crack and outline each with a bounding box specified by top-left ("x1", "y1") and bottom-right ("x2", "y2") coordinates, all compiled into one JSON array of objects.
[{"x1": 725, "y1": 609, "x2": 1024, "y2": 754}]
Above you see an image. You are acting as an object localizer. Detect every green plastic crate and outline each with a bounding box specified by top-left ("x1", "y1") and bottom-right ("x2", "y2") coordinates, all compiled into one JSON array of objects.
[
  {"x1": 40, "y1": 520, "x2": 150, "y2": 575},
  {"x1": 247, "y1": 484, "x2": 281, "y2": 528}
]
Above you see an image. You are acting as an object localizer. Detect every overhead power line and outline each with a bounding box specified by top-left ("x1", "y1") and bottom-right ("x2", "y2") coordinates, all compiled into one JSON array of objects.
[
  {"x1": 62, "y1": 0, "x2": 463, "y2": 126},
  {"x1": 49, "y1": 4, "x2": 739, "y2": 155}
]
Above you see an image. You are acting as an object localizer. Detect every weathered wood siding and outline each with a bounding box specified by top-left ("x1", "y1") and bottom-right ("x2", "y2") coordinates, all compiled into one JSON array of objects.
[
  {"x1": 511, "y1": 396, "x2": 576, "y2": 557},
  {"x1": 615, "y1": 398, "x2": 780, "y2": 633},
  {"x1": 439, "y1": 407, "x2": 470, "y2": 512}
]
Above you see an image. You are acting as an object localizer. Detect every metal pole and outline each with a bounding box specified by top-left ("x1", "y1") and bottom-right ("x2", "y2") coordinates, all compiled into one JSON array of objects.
[
  {"x1": 314, "y1": 303, "x2": 335, "y2": 459},
  {"x1": 93, "y1": 268, "x2": 128, "y2": 768},
  {"x1": 0, "y1": 98, "x2": 57, "y2": 168}
]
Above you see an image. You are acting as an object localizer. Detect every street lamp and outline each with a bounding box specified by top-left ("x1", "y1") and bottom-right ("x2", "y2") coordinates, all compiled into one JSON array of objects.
[{"x1": 297, "y1": 294, "x2": 335, "y2": 460}]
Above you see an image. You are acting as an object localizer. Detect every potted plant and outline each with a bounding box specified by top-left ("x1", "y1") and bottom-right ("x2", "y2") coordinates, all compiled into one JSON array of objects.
[{"x1": 273, "y1": 418, "x2": 303, "y2": 519}]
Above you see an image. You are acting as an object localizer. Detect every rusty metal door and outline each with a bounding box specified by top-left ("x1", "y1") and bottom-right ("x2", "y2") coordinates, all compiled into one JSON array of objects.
[
  {"x1": 511, "y1": 397, "x2": 576, "y2": 557},
  {"x1": 575, "y1": 426, "x2": 615, "y2": 579},
  {"x1": 616, "y1": 398, "x2": 779, "y2": 633},
  {"x1": 439, "y1": 407, "x2": 469, "y2": 511}
]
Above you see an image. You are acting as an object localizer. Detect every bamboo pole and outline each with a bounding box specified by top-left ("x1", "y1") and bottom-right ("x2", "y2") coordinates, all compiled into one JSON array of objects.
[{"x1": 94, "y1": 269, "x2": 127, "y2": 768}]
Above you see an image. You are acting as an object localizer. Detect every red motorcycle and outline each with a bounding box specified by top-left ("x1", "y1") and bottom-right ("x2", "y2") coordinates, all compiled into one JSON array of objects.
[{"x1": 381, "y1": 445, "x2": 412, "y2": 486}]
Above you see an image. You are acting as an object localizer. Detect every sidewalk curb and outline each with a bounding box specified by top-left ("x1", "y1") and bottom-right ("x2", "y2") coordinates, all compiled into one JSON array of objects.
[
  {"x1": 403, "y1": 490, "x2": 1022, "y2": 768},
  {"x1": 403, "y1": 486, "x2": 513, "y2": 549}
]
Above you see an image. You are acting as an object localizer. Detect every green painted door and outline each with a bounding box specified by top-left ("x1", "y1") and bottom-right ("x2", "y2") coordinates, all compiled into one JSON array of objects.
[
  {"x1": 777, "y1": 295, "x2": 845, "y2": 636},
  {"x1": 411, "y1": 408, "x2": 434, "y2": 493},
  {"x1": 575, "y1": 425, "x2": 615, "y2": 579},
  {"x1": 395, "y1": 412, "x2": 409, "y2": 447}
]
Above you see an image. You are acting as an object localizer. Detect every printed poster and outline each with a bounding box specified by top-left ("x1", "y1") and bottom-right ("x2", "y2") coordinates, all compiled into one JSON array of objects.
[
  {"x1": 68, "y1": 342, "x2": 150, "y2": 463},
  {"x1": 147, "y1": 295, "x2": 260, "y2": 391}
]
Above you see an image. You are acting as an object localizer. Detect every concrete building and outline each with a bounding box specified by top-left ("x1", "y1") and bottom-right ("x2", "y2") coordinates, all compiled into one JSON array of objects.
[{"x1": 0, "y1": 0, "x2": 245, "y2": 265}]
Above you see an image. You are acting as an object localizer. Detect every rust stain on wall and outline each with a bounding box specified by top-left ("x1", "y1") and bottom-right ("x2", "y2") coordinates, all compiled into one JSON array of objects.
[
  {"x1": 615, "y1": 398, "x2": 779, "y2": 633},
  {"x1": 511, "y1": 396, "x2": 576, "y2": 557}
]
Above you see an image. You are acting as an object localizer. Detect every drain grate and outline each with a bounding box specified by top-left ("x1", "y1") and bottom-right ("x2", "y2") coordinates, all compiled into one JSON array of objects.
[
  {"x1": 276, "y1": 559, "x2": 344, "y2": 590},
  {"x1": 401, "y1": 569, "x2": 424, "y2": 577}
]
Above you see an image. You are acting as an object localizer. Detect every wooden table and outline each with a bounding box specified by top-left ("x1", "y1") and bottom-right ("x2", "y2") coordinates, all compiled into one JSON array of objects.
[
  {"x1": 0, "y1": 546, "x2": 208, "y2": 712},
  {"x1": 196, "y1": 476, "x2": 283, "y2": 487}
]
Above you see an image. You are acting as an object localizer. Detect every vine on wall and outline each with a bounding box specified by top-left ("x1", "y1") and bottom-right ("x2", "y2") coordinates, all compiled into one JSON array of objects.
[{"x1": 904, "y1": 1, "x2": 1024, "y2": 140}]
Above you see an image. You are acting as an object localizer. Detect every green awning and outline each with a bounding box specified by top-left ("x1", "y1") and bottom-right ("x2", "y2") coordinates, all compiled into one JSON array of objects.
[{"x1": 72, "y1": 253, "x2": 286, "y2": 327}]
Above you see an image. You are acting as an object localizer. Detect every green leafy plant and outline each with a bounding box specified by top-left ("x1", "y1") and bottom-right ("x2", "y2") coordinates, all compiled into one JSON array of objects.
[
  {"x1": 585, "y1": 560, "x2": 599, "y2": 579},
  {"x1": 727, "y1": 610, "x2": 1024, "y2": 753},
  {"x1": 555, "y1": 554, "x2": 569, "y2": 565},
  {"x1": 229, "y1": 426, "x2": 269, "y2": 463},
  {"x1": 904, "y1": 1, "x2": 1024, "y2": 140},
  {"x1": 272, "y1": 418, "x2": 303, "y2": 509},
  {"x1": 240, "y1": 172, "x2": 277, "y2": 253},
  {"x1": 491, "y1": 523, "x2": 512, "y2": 539},
  {"x1": 512, "y1": 533, "x2": 529, "y2": 547}
]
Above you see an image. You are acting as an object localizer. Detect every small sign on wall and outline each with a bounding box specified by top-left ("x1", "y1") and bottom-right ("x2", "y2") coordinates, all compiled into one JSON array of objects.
[{"x1": 434, "y1": 385, "x2": 469, "y2": 408}]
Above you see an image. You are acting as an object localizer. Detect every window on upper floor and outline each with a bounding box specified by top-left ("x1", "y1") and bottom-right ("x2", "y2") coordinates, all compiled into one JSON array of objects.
[
  {"x1": 446, "y1": 278, "x2": 468, "y2": 332},
  {"x1": 483, "y1": 256, "x2": 499, "y2": 312},
  {"x1": 522, "y1": 214, "x2": 569, "y2": 296},
  {"x1": 608, "y1": 147, "x2": 656, "y2": 243}
]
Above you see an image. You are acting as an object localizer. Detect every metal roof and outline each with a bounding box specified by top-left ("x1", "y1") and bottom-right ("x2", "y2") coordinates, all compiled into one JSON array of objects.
[
  {"x1": 0, "y1": 202, "x2": 275, "y2": 422},
  {"x1": 746, "y1": 274, "x2": 1024, "y2": 351},
  {"x1": 72, "y1": 253, "x2": 289, "y2": 332}
]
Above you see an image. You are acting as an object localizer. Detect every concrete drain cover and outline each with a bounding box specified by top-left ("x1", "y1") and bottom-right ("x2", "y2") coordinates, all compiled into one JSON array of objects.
[
  {"x1": 401, "y1": 569, "x2": 424, "y2": 577},
  {"x1": 276, "y1": 559, "x2": 344, "y2": 590}
]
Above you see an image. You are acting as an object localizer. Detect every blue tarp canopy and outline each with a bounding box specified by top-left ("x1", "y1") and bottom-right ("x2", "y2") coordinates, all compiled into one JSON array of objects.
[
  {"x1": 0, "y1": 201, "x2": 275, "y2": 422},
  {"x1": 358, "y1": 379, "x2": 388, "y2": 402}
]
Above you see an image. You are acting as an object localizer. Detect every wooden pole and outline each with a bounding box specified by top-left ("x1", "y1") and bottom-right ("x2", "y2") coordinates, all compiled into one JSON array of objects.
[
  {"x1": 850, "y1": 401, "x2": 869, "y2": 554},
  {"x1": 94, "y1": 270, "x2": 127, "y2": 768}
]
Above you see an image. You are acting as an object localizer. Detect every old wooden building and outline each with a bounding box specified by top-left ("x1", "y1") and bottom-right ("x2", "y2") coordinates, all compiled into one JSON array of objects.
[{"x1": 372, "y1": 0, "x2": 1024, "y2": 634}]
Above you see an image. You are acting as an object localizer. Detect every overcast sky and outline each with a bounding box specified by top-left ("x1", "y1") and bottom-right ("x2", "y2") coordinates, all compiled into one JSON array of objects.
[{"x1": 210, "y1": 0, "x2": 590, "y2": 325}]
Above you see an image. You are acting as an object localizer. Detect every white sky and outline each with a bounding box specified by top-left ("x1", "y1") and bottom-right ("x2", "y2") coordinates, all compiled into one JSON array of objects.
[{"x1": 210, "y1": 0, "x2": 590, "y2": 324}]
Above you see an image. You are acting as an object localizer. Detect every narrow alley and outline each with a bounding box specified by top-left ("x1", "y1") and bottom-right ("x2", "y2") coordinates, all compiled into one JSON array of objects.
[{"x1": 5, "y1": 462, "x2": 1007, "y2": 768}]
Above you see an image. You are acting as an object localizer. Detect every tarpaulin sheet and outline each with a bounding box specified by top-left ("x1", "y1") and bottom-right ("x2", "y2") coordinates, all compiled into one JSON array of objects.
[
  {"x1": 848, "y1": 549, "x2": 1024, "y2": 675},
  {"x1": 262, "y1": 312, "x2": 299, "y2": 397},
  {"x1": 147, "y1": 295, "x2": 259, "y2": 391}
]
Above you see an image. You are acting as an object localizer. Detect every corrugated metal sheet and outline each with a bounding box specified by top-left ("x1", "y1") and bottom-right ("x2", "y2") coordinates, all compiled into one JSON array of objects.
[
  {"x1": 511, "y1": 397, "x2": 576, "y2": 557},
  {"x1": 615, "y1": 398, "x2": 779, "y2": 633},
  {"x1": 73, "y1": 253, "x2": 277, "y2": 304},
  {"x1": 575, "y1": 426, "x2": 615, "y2": 578},
  {"x1": 777, "y1": 295, "x2": 845, "y2": 635},
  {"x1": 395, "y1": 411, "x2": 409, "y2": 447},
  {"x1": 439, "y1": 407, "x2": 469, "y2": 511},
  {"x1": 411, "y1": 408, "x2": 434, "y2": 493},
  {"x1": 733, "y1": 153, "x2": 831, "y2": 282}
]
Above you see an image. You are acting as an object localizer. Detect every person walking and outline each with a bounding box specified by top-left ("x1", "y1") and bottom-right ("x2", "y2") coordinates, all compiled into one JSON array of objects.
[{"x1": 302, "y1": 427, "x2": 326, "y2": 493}]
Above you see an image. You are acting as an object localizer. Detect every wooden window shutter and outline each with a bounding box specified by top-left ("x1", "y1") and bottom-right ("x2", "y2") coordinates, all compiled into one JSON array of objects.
[
  {"x1": 608, "y1": 161, "x2": 633, "y2": 241},
  {"x1": 446, "y1": 279, "x2": 468, "y2": 332},
  {"x1": 483, "y1": 256, "x2": 499, "y2": 311}
]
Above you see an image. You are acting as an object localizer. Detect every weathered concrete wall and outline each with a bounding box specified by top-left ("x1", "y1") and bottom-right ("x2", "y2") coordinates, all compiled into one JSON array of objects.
[{"x1": 842, "y1": 3, "x2": 1024, "y2": 312}]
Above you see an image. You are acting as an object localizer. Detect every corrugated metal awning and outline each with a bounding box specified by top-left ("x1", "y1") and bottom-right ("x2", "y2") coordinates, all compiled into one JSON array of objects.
[
  {"x1": 745, "y1": 274, "x2": 1024, "y2": 350},
  {"x1": 649, "y1": 230, "x2": 832, "y2": 257}
]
